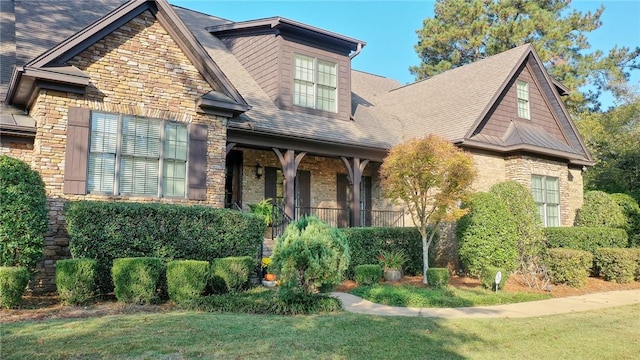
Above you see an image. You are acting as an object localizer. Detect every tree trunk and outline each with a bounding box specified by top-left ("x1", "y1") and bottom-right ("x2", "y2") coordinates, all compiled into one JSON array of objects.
[{"x1": 422, "y1": 233, "x2": 430, "y2": 284}]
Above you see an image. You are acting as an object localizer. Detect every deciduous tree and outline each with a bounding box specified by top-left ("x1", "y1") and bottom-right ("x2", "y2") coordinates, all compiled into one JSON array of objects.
[{"x1": 380, "y1": 135, "x2": 476, "y2": 284}]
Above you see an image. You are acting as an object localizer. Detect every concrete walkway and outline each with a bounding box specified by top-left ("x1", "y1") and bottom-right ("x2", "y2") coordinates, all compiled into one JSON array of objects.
[{"x1": 331, "y1": 289, "x2": 640, "y2": 318}]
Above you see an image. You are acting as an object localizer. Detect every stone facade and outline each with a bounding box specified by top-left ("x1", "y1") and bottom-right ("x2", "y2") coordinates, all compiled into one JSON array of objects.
[{"x1": 11, "y1": 11, "x2": 229, "y2": 292}]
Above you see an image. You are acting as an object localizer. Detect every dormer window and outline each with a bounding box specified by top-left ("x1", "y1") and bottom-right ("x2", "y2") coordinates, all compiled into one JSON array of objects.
[
  {"x1": 293, "y1": 54, "x2": 337, "y2": 112},
  {"x1": 517, "y1": 80, "x2": 530, "y2": 119}
]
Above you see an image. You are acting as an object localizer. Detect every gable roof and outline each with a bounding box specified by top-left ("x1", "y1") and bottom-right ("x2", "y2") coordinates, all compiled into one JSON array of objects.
[{"x1": 4, "y1": 0, "x2": 249, "y2": 116}]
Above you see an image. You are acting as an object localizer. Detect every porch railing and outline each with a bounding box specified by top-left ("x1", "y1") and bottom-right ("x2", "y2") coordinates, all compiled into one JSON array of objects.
[
  {"x1": 294, "y1": 207, "x2": 405, "y2": 228},
  {"x1": 361, "y1": 209, "x2": 405, "y2": 228}
]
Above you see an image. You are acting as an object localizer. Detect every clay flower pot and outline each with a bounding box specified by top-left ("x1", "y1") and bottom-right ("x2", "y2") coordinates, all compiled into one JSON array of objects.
[{"x1": 264, "y1": 273, "x2": 276, "y2": 281}]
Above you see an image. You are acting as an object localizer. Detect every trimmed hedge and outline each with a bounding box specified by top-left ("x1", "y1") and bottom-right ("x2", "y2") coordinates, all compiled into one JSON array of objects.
[
  {"x1": 340, "y1": 227, "x2": 424, "y2": 277},
  {"x1": 211, "y1": 256, "x2": 254, "y2": 293},
  {"x1": 0, "y1": 266, "x2": 30, "y2": 309},
  {"x1": 457, "y1": 192, "x2": 518, "y2": 276},
  {"x1": 56, "y1": 259, "x2": 97, "y2": 305},
  {"x1": 0, "y1": 156, "x2": 48, "y2": 271},
  {"x1": 66, "y1": 201, "x2": 265, "y2": 294},
  {"x1": 480, "y1": 266, "x2": 506, "y2": 290},
  {"x1": 543, "y1": 227, "x2": 628, "y2": 254},
  {"x1": 594, "y1": 248, "x2": 636, "y2": 284},
  {"x1": 354, "y1": 264, "x2": 382, "y2": 286},
  {"x1": 611, "y1": 193, "x2": 640, "y2": 247},
  {"x1": 112, "y1": 257, "x2": 163, "y2": 304},
  {"x1": 631, "y1": 249, "x2": 640, "y2": 281},
  {"x1": 545, "y1": 248, "x2": 593, "y2": 287},
  {"x1": 426, "y1": 268, "x2": 450, "y2": 288},
  {"x1": 167, "y1": 260, "x2": 210, "y2": 302}
]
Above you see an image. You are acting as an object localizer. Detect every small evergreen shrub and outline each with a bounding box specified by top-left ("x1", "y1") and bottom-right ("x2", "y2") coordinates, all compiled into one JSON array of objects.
[
  {"x1": 457, "y1": 192, "x2": 518, "y2": 276},
  {"x1": 0, "y1": 266, "x2": 30, "y2": 309},
  {"x1": 66, "y1": 200, "x2": 264, "y2": 294},
  {"x1": 341, "y1": 227, "x2": 424, "y2": 277},
  {"x1": 594, "y1": 248, "x2": 636, "y2": 284},
  {"x1": 426, "y1": 268, "x2": 450, "y2": 288},
  {"x1": 611, "y1": 193, "x2": 640, "y2": 247},
  {"x1": 166, "y1": 260, "x2": 210, "y2": 302},
  {"x1": 271, "y1": 216, "x2": 349, "y2": 298},
  {"x1": 545, "y1": 248, "x2": 593, "y2": 287},
  {"x1": 55, "y1": 259, "x2": 97, "y2": 305},
  {"x1": 112, "y1": 257, "x2": 163, "y2": 304},
  {"x1": 575, "y1": 190, "x2": 626, "y2": 228},
  {"x1": 211, "y1": 256, "x2": 254, "y2": 293},
  {"x1": 543, "y1": 227, "x2": 628, "y2": 254},
  {"x1": 0, "y1": 156, "x2": 48, "y2": 272},
  {"x1": 480, "y1": 266, "x2": 506, "y2": 290},
  {"x1": 630, "y1": 249, "x2": 640, "y2": 281},
  {"x1": 354, "y1": 264, "x2": 382, "y2": 286}
]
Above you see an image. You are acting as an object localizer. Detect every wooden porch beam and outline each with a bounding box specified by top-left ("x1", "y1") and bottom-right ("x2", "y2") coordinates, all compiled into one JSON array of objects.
[
  {"x1": 225, "y1": 142, "x2": 237, "y2": 155},
  {"x1": 273, "y1": 148, "x2": 307, "y2": 219},
  {"x1": 341, "y1": 157, "x2": 370, "y2": 227}
]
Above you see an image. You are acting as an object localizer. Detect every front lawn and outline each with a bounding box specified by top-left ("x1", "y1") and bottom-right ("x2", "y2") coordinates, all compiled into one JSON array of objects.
[
  {"x1": 3, "y1": 304, "x2": 640, "y2": 359},
  {"x1": 350, "y1": 284, "x2": 551, "y2": 307}
]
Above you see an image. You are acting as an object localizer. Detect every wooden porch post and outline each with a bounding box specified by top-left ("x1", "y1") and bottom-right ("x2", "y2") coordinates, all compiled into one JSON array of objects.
[
  {"x1": 341, "y1": 157, "x2": 369, "y2": 227},
  {"x1": 273, "y1": 148, "x2": 306, "y2": 220}
]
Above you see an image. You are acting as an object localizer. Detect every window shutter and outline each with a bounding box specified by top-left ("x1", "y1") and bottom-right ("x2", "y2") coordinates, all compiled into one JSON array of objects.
[
  {"x1": 187, "y1": 123, "x2": 208, "y2": 200},
  {"x1": 336, "y1": 173, "x2": 349, "y2": 227},
  {"x1": 297, "y1": 170, "x2": 311, "y2": 216},
  {"x1": 264, "y1": 167, "x2": 277, "y2": 202},
  {"x1": 64, "y1": 107, "x2": 90, "y2": 194}
]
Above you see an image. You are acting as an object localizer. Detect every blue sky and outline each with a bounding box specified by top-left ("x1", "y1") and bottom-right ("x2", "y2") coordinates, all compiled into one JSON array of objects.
[{"x1": 172, "y1": 0, "x2": 640, "y2": 109}]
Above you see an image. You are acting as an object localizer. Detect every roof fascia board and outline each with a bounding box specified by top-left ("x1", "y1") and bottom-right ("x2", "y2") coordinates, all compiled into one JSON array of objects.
[
  {"x1": 464, "y1": 44, "x2": 532, "y2": 139},
  {"x1": 227, "y1": 128, "x2": 387, "y2": 162},
  {"x1": 459, "y1": 138, "x2": 593, "y2": 165},
  {"x1": 23, "y1": 66, "x2": 90, "y2": 86}
]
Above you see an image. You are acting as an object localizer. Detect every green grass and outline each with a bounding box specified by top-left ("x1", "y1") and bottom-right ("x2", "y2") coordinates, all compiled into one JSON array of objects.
[
  {"x1": 3, "y1": 305, "x2": 640, "y2": 359},
  {"x1": 350, "y1": 284, "x2": 551, "y2": 307}
]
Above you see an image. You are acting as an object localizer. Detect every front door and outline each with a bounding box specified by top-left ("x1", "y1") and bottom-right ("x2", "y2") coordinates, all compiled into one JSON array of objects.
[{"x1": 224, "y1": 150, "x2": 243, "y2": 208}]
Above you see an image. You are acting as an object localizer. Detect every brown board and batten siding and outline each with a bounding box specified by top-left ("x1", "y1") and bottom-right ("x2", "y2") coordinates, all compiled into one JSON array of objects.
[
  {"x1": 219, "y1": 33, "x2": 280, "y2": 102},
  {"x1": 278, "y1": 38, "x2": 351, "y2": 121},
  {"x1": 477, "y1": 61, "x2": 566, "y2": 142}
]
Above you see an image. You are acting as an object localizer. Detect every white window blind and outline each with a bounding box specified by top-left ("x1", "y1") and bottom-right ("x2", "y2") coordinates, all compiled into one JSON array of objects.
[
  {"x1": 517, "y1": 81, "x2": 530, "y2": 119},
  {"x1": 532, "y1": 175, "x2": 560, "y2": 227},
  {"x1": 88, "y1": 112, "x2": 118, "y2": 193},
  {"x1": 293, "y1": 54, "x2": 337, "y2": 112}
]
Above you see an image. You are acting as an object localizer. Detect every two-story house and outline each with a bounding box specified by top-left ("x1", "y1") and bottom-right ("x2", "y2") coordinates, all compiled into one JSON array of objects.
[{"x1": 0, "y1": 0, "x2": 592, "y2": 291}]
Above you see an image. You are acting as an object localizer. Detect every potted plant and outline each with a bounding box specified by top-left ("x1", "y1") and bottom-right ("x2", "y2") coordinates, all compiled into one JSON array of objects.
[
  {"x1": 261, "y1": 257, "x2": 277, "y2": 287},
  {"x1": 377, "y1": 250, "x2": 407, "y2": 282},
  {"x1": 249, "y1": 199, "x2": 274, "y2": 226}
]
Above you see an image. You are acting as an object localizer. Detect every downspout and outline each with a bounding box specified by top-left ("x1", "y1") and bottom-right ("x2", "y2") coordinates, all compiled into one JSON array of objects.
[{"x1": 349, "y1": 42, "x2": 363, "y2": 60}]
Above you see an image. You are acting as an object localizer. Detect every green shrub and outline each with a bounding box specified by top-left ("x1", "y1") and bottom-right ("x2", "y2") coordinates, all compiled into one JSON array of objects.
[
  {"x1": 0, "y1": 156, "x2": 48, "y2": 271},
  {"x1": 0, "y1": 266, "x2": 30, "y2": 309},
  {"x1": 543, "y1": 227, "x2": 628, "y2": 254},
  {"x1": 166, "y1": 260, "x2": 210, "y2": 302},
  {"x1": 479, "y1": 266, "x2": 506, "y2": 290},
  {"x1": 55, "y1": 259, "x2": 97, "y2": 305},
  {"x1": 545, "y1": 248, "x2": 593, "y2": 287},
  {"x1": 66, "y1": 201, "x2": 264, "y2": 294},
  {"x1": 489, "y1": 181, "x2": 545, "y2": 265},
  {"x1": 426, "y1": 268, "x2": 450, "y2": 289},
  {"x1": 457, "y1": 192, "x2": 518, "y2": 276},
  {"x1": 340, "y1": 227, "x2": 424, "y2": 277},
  {"x1": 271, "y1": 217, "x2": 349, "y2": 298},
  {"x1": 630, "y1": 249, "x2": 640, "y2": 281},
  {"x1": 594, "y1": 248, "x2": 636, "y2": 284},
  {"x1": 211, "y1": 256, "x2": 254, "y2": 293},
  {"x1": 354, "y1": 264, "x2": 382, "y2": 286},
  {"x1": 112, "y1": 257, "x2": 163, "y2": 304},
  {"x1": 611, "y1": 193, "x2": 640, "y2": 247},
  {"x1": 575, "y1": 190, "x2": 626, "y2": 228}
]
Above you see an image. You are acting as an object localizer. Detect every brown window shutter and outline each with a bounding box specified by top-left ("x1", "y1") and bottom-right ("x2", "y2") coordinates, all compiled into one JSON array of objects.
[
  {"x1": 188, "y1": 123, "x2": 208, "y2": 200},
  {"x1": 264, "y1": 167, "x2": 277, "y2": 202},
  {"x1": 63, "y1": 107, "x2": 90, "y2": 194},
  {"x1": 336, "y1": 173, "x2": 349, "y2": 227},
  {"x1": 297, "y1": 170, "x2": 311, "y2": 216}
]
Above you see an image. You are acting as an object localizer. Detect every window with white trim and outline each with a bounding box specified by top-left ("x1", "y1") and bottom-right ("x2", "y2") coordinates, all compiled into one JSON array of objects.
[
  {"x1": 532, "y1": 175, "x2": 559, "y2": 227},
  {"x1": 517, "y1": 80, "x2": 530, "y2": 119},
  {"x1": 293, "y1": 54, "x2": 337, "y2": 112},
  {"x1": 88, "y1": 112, "x2": 188, "y2": 197}
]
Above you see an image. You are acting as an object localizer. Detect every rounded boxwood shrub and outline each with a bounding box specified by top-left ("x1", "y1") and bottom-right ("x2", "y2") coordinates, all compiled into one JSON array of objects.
[
  {"x1": 575, "y1": 191, "x2": 626, "y2": 228},
  {"x1": 457, "y1": 192, "x2": 518, "y2": 276},
  {"x1": 271, "y1": 216, "x2": 350, "y2": 297},
  {"x1": 0, "y1": 156, "x2": 48, "y2": 271},
  {"x1": 426, "y1": 268, "x2": 450, "y2": 289},
  {"x1": 354, "y1": 264, "x2": 382, "y2": 286},
  {"x1": 545, "y1": 248, "x2": 593, "y2": 287},
  {"x1": 594, "y1": 248, "x2": 636, "y2": 284},
  {"x1": 56, "y1": 259, "x2": 97, "y2": 305},
  {"x1": 166, "y1": 260, "x2": 210, "y2": 302},
  {"x1": 0, "y1": 266, "x2": 30, "y2": 308},
  {"x1": 112, "y1": 257, "x2": 163, "y2": 304},
  {"x1": 211, "y1": 256, "x2": 254, "y2": 293}
]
